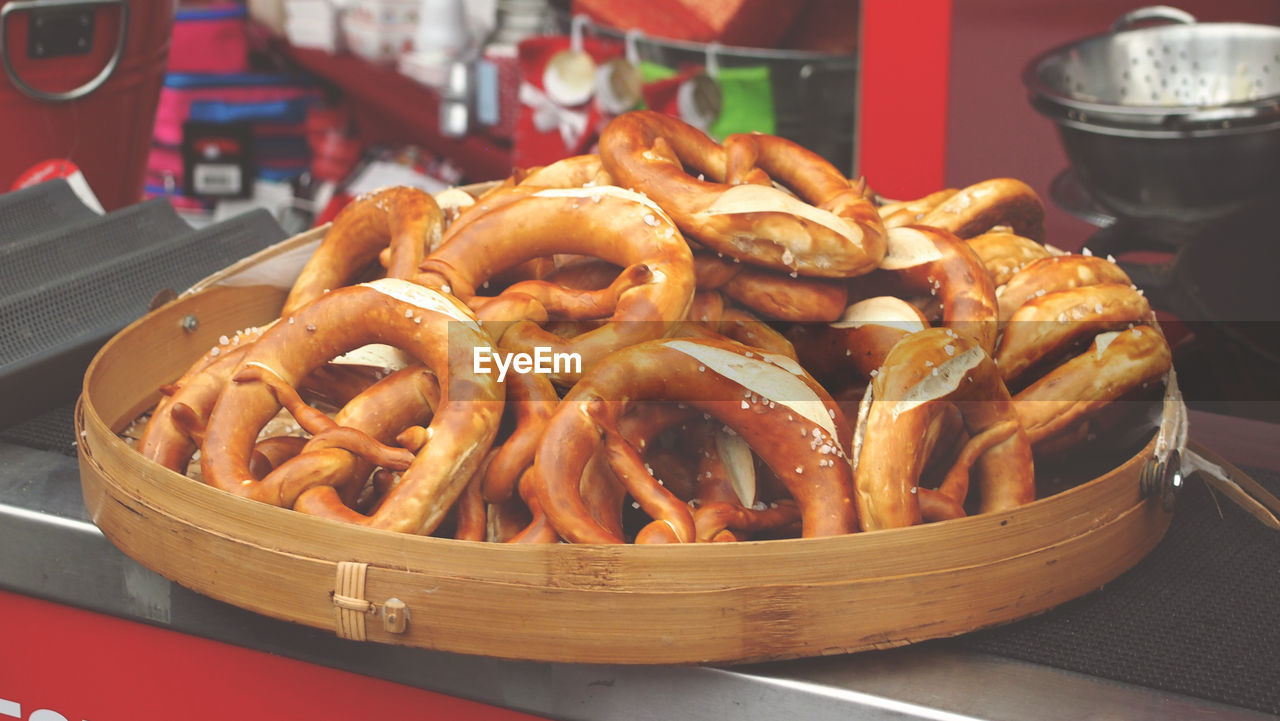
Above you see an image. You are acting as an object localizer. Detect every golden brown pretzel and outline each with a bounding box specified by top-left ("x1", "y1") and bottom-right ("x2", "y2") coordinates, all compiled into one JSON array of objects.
[
  {"x1": 534, "y1": 337, "x2": 858, "y2": 543},
  {"x1": 965, "y1": 231, "x2": 1052, "y2": 287},
  {"x1": 248, "y1": 436, "x2": 309, "y2": 479},
  {"x1": 283, "y1": 186, "x2": 445, "y2": 316},
  {"x1": 505, "y1": 467, "x2": 563, "y2": 544},
  {"x1": 878, "y1": 189, "x2": 960, "y2": 229},
  {"x1": 996, "y1": 283, "x2": 1154, "y2": 389},
  {"x1": 877, "y1": 225, "x2": 1000, "y2": 354},
  {"x1": 918, "y1": 178, "x2": 1046, "y2": 242},
  {"x1": 479, "y1": 368, "x2": 560, "y2": 504},
  {"x1": 853, "y1": 328, "x2": 1035, "y2": 530},
  {"x1": 417, "y1": 185, "x2": 696, "y2": 385},
  {"x1": 683, "y1": 422, "x2": 803, "y2": 542},
  {"x1": 997, "y1": 254, "x2": 1133, "y2": 323},
  {"x1": 139, "y1": 340, "x2": 256, "y2": 472},
  {"x1": 692, "y1": 252, "x2": 848, "y2": 322},
  {"x1": 201, "y1": 279, "x2": 504, "y2": 534},
  {"x1": 570, "y1": 402, "x2": 700, "y2": 540},
  {"x1": 1013, "y1": 326, "x2": 1171, "y2": 447},
  {"x1": 599, "y1": 110, "x2": 886, "y2": 278},
  {"x1": 256, "y1": 364, "x2": 440, "y2": 508},
  {"x1": 438, "y1": 155, "x2": 612, "y2": 256},
  {"x1": 788, "y1": 296, "x2": 929, "y2": 384}
]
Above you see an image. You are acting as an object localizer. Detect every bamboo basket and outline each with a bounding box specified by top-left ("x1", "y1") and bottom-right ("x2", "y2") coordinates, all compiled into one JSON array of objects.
[{"x1": 75, "y1": 227, "x2": 1176, "y2": 665}]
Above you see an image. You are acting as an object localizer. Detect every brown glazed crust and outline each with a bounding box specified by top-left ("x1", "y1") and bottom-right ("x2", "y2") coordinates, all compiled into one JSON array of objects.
[{"x1": 534, "y1": 337, "x2": 858, "y2": 543}]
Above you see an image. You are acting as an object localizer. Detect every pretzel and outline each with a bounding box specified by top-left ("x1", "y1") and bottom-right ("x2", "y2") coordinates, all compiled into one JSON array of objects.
[
  {"x1": 256, "y1": 364, "x2": 440, "y2": 508},
  {"x1": 569, "y1": 402, "x2": 700, "y2": 540},
  {"x1": 201, "y1": 279, "x2": 504, "y2": 534},
  {"x1": 599, "y1": 110, "x2": 886, "y2": 278},
  {"x1": 687, "y1": 423, "x2": 802, "y2": 542},
  {"x1": 877, "y1": 225, "x2": 1000, "y2": 354},
  {"x1": 249, "y1": 435, "x2": 309, "y2": 478},
  {"x1": 997, "y1": 254, "x2": 1133, "y2": 323},
  {"x1": 438, "y1": 155, "x2": 612, "y2": 255},
  {"x1": 417, "y1": 185, "x2": 696, "y2": 384},
  {"x1": 283, "y1": 186, "x2": 445, "y2": 316},
  {"x1": 878, "y1": 189, "x2": 959, "y2": 229},
  {"x1": 673, "y1": 290, "x2": 798, "y2": 359},
  {"x1": 789, "y1": 296, "x2": 929, "y2": 384},
  {"x1": 996, "y1": 283, "x2": 1154, "y2": 389},
  {"x1": 505, "y1": 467, "x2": 563, "y2": 544},
  {"x1": 479, "y1": 368, "x2": 560, "y2": 504},
  {"x1": 534, "y1": 337, "x2": 858, "y2": 543},
  {"x1": 139, "y1": 340, "x2": 256, "y2": 472},
  {"x1": 692, "y1": 252, "x2": 848, "y2": 322},
  {"x1": 853, "y1": 328, "x2": 1035, "y2": 530},
  {"x1": 486, "y1": 484, "x2": 536, "y2": 543},
  {"x1": 964, "y1": 231, "x2": 1052, "y2": 287},
  {"x1": 918, "y1": 178, "x2": 1045, "y2": 242},
  {"x1": 452, "y1": 460, "x2": 489, "y2": 541},
  {"x1": 1014, "y1": 326, "x2": 1171, "y2": 447}
]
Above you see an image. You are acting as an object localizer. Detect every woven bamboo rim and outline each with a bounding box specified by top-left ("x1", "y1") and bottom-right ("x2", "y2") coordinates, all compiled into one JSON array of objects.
[{"x1": 75, "y1": 230, "x2": 1173, "y2": 665}]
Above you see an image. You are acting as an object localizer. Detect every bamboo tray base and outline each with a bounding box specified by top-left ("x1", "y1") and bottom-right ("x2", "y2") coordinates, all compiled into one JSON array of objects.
[{"x1": 75, "y1": 232, "x2": 1175, "y2": 665}]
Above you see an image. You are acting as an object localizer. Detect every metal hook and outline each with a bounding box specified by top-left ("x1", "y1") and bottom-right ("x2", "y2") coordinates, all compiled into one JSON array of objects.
[
  {"x1": 570, "y1": 13, "x2": 590, "y2": 53},
  {"x1": 624, "y1": 28, "x2": 644, "y2": 65},
  {"x1": 705, "y1": 41, "x2": 722, "y2": 79}
]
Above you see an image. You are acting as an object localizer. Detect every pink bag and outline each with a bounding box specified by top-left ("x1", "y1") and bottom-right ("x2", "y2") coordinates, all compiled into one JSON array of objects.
[{"x1": 153, "y1": 73, "x2": 321, "y2": 146}]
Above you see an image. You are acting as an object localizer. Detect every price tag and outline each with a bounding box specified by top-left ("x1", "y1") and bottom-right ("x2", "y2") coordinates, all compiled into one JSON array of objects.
[{"x1": 182, "y1": 121, "x2": 254, "y2": 199}]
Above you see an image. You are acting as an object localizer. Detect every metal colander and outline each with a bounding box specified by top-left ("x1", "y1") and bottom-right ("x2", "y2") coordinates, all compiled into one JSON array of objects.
[{"x1": 1025, "y1": 6, "x2": 1280, "y2": 132}]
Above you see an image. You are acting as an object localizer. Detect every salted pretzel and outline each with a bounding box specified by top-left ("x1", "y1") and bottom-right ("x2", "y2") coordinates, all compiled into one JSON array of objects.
[
  {"x1": 201, "y1": 279, "x2": 504, "y2": 534},
  {"x1": 570, "y1": 402, "x2": 699, "y2": 540},
  {"x1": 918, "y1": 178, "x2": 1046, "y2": 242},
  {"x1": 996, "y1": 254, "x2": 1133, "y2": 323},
  {"x1": 254, "y1": 364, "x2": 440, "y2": 508},
  {"x1": 534, "y1": 337, "x2": 858, "y2": 544},
  {"x1": 965, "y1": 231, "x2": 1052, "y2": 287},
  {"x1": 138, "y1": 330, "x2": 260, "y2": 472},
  {"x1": 853, "y1": 328, "x2": 1035, "y2": 530},
  {"x1": 599, "y1": 110, "x2": 886, "y2": 278},
  {"x1": 505, "y1": 467, "x2": 562, "y2": 544},
  {"x1": 690, "y1": 252, "x2": 848, "y2": 321},
  {"x1": 438, "y1": 154, "x2": 613, "y2": 253},
  {"x1": 875, "y1": 225, "x2": 1000, "y2": 354},
  {"x1": 1014, "y1": 326, "x2": 1171, "y2": 447},
  {"x1": 417, "y1": 185, "x2": 696, "y2": 385},
  {"x1": 984, "y1": 251, "x2": 1171, "y2": 449},
  {"x1": 996, "y1": 283, "x2": 1154, "y2": 389},
  {"x1": 877, "y1": 189, "x2": 959, "y2": 229},
  {"x1": 283, "y1": 186, "x2": 444, "y2": 316},
  {"x1": 788, "y1": 296, "x2": 929, "y2": 385},
  {"x1": 675, "y1": 290, "x2": 798, "y2": 359},
  {"x1": 686, "y1": 422, "x2": 801, "y2": 542}
]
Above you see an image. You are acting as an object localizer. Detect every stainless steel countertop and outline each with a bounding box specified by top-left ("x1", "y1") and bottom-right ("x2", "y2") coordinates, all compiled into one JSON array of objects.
[{"x1": 1, "y1": 410, "x2": 1275, "y2": 721}]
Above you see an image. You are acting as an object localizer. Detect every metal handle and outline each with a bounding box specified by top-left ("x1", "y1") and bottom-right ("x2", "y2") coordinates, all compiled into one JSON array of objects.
[
  {"x1": 1141, "y1": 369, "x2": 1188, "y2": 512},
  {"x1": 1111, "y1": 5, "x2": 1196, "y2": 33},
  {"x1": 0, "y1": 0, "x2": 129, "y2": 103}
]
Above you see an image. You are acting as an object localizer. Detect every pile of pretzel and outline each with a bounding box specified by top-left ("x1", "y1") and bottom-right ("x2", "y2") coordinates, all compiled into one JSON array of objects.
[{"x1": 133, "y1": 110, "x2": 1172, "y2": 543}]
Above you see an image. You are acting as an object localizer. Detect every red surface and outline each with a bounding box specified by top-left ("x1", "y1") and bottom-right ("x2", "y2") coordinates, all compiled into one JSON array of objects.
[
  {"x1": 856, "y1": 0, "x2": 953, "y2": 199},
  {"x1": 268, "y1": 37, "x2": 513, "y2": 182},
  {"x1": 572, "y1": 0, "x2": 803, "y2": 47},
  {"x1": 0, "y1": 590, "x2": 546, "y2": 721},
  {"x1": 0, "y1": 0, "x2": 174, "y2": 211}
]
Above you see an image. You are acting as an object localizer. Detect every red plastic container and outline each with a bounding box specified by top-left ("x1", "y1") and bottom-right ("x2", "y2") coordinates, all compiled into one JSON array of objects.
[{"x1": 0, "y1": 0, "x2": 175, "y2": 211}]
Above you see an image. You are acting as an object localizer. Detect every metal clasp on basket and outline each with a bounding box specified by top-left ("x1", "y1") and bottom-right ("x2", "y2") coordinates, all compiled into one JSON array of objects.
[{"x1": 1141, "y1": 369, "x2": 1187, "y2": 512}]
